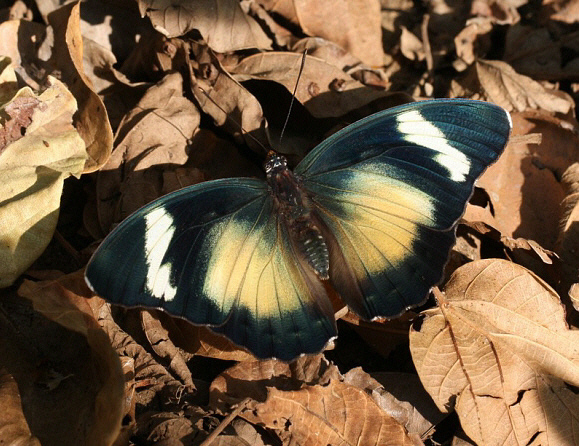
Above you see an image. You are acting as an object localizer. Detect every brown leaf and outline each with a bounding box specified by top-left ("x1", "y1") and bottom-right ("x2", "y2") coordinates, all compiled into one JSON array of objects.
[
  {"x1": 231, "y1": 52, "x2": 391, "y2": 118},
  {"x1": 140, "y1": 310, "x2": 196, "y2": 391},
  {"x1": 257, "y1": 0, "x2": 384, "y2": 66},
  {"x1": 464, "y1": 111, "x2": 579, "y2": 251},
  {"x1": 209, "y1": 355, "x2": 341, "y2": 413},
  {"x1": 504, "y1": 24, "x2": 579, "y2": 81},
  {"x1": 168, "y1": 319, "x2": 257, "y2": 362},
  {"x1": 96, "y1": 307, "x2": 193, "y2": 411},
  {"x1": 344, "y1": 368, "x2": 443, "y2": 440},
  {"x1": 0, "y1": 369, "x2": 41, "y2": 446},
  {"x1": 557, "y1": 162, "x2": 579, "y2": 299},
  {"x1": 244, "y1": 379, "x2": 421, "y2": 446},
  {"x1": 137, "y1": 0, "x2": 272, "y2": 52},
  {"x1": 48, "y1": 1, "x2": 114, "y2": 172},
  {"x1": 95, "y1": 72, "x2": 200, "y2": 232},
  {"x1": 11, "y1": 270, "x2": 124, "y2": 445},
  {"x1": 410, "y1": 259, "x2": 579, "y2": 446},
  {"x1": 451, "y1": 59, "x2": 573, "y2": 114},
  {"x1": 0, "y1": 78, "x2": 86, "y2": 287},
  {"x1": 0, "y1": 19, "x2": 46, "y2": 91}
]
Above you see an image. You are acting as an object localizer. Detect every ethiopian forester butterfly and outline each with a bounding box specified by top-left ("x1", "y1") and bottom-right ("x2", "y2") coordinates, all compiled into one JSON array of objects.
[{"x1": 85, "y1": 99, "x2": 511, "y2": 360}]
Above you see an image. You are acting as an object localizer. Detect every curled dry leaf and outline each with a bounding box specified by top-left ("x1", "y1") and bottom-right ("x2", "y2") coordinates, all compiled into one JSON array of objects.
[
  {"x1": 257, "y1": 0, "x2": 384, "y2": 66},
  {"x1": 14, "y1": 270, "x2": 124, "y2": 445},
  {"x1": 451, "y1": 59, "x2": 573, "y2": 114},
  {"x1": 0, "y1": 369, "x2": 41, "y2": 446},
  {"x1": 140, "y1": 310, "x2": 196, "y2": 391},
  {"x1": 243, "y1": 379, "x2": 420, "y2": 446},
  {"x1": 96, "y1": 309, "x2": 194, "y2": 411},
  {"x1": 231, "y1": 52, "x2": 390, "y2": 118},
  {"x1": 410, "y1": 259, "x2": 579, "y2": 446},
  {"x1": 48, "y1": 1, "x2": 113, "y2": 172},
  {"x1": 138, "y1": 0, "x2": 272, "y2": 52},
  {"x1": 0, "y1": 77, "x2": 86, "y2": 288}
]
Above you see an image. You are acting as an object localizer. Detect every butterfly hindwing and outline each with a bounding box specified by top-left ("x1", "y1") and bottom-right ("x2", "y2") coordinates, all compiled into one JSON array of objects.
[
  {"x1": 296, "y1": 99, "x2": 511, "y2": 320},
  {"x1": 85, "y1": 178, "x2": 337, "y2": 360}
]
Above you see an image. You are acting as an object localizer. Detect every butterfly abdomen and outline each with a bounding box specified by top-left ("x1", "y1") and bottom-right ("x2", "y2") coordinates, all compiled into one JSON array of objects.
[{"x1": 265, "y1": 152, "x2": 330, "y2": 279}]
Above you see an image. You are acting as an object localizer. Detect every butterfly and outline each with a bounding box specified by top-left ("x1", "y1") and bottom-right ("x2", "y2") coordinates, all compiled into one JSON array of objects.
[{"x1": 85, "y1": 99, "x2": 511, "y2": 361}]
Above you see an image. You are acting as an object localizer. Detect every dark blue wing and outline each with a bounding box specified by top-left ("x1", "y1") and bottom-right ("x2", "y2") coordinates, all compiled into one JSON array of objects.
[
  {"x1": 295, "y1": 99, "x2": 511, "y2": 320},
  {"x1": 85, "y1": 178, "x2": 336, "y2": 360}
]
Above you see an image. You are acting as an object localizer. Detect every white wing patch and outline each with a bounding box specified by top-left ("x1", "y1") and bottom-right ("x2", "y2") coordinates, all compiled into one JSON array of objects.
[
  {"x1": 144, "y1": 207, "x2": 178, "y2": 301},
  {"x1": 396, "y1": 109, "x2": 471, "y2": 182}
]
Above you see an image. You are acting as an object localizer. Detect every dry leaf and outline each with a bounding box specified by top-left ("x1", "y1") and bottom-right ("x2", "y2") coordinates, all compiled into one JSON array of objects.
[
  {"x1": 557, "y1": 162, "x2": 579, "y2": 297},
  {"x1": 10, "y1": 271, "x2": 124, "y2": 445},
  {"x1": 410, "y1": 259, "x2": 579, "y2": 446},
  {"x1": 504, "y1": 24, "x2": 579, "y2": 81},
  {"x1": 451, "y1": 59, "x2": 573, "y2": 114},
  {"x1": 209, "y1": 355, "x2": 341, "y2": 413},
  {"x1": 48, "y1": 1, "x2": 113, "y2": 172},
  {"x1": 140, "y1": 310, "x2": 196, "y2": 391},
  {"x1": 96, "y1": 72, "x2": 199, "y2": 232},
  {"x1": 0, "y1": 19, "x2": 46, "y2": 91},
  {"x1": 0, "y1": 369, "x2": 41, "y2": 446},
  {"x1": 257, "y1": 0, "x2": 383, "y2": 66},
  {"x1": 243, "y1": 379, "x2": 421, "y2": 446},
  {"x1": 231, "y1": 52, "x2": 390, "y2": 118},
  {"x1": 464, "y1": 111, "x2": 579, "y2": 251},
  {"x1": 0, "y1": 77, "x2": 86, "y2": 288},
  {"x1": 190, "y1": 44, "x2": 268, "y2": 151},
  {"x1": 400, "y1": 26, "x2": 425, "y2": 62},
  {"x1": 344, "y1": 368, "x2": 443, "y2": 440},
  {"x1": 138, "y1": 0, "x2": 272, "y2": 52}
]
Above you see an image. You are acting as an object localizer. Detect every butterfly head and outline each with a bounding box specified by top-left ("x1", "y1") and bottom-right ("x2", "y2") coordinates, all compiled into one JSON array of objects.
[{"x1": 265, "y1": 151, "x2": 288, "y2": 179}]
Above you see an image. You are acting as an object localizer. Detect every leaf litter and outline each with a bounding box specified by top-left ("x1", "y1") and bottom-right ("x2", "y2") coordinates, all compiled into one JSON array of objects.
[{"x1": 1, "y1": 0, "x2": 579, "y2": 445}]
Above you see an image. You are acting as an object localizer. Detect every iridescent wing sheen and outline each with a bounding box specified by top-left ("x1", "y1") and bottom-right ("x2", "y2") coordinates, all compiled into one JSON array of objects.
[
  {"x1": 295, "y1": 99, "x2": 511, "y2": 320},
  {"x1": 85, "y1": 179, "x2": 336, "y2": 360}
]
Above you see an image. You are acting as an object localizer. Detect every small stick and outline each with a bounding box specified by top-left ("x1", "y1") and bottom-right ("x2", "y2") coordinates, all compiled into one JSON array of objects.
[{"x1": 200, "y1": 397, "x2": 252, "y2": 446}]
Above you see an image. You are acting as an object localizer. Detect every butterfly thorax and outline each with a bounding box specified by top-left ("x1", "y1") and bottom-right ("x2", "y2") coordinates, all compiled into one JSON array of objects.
[{"x1": 265, "y1": 152, "x2": 330, "y2": 280}]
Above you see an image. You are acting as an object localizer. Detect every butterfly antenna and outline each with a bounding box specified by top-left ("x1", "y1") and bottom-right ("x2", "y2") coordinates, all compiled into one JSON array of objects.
[
  {"x1": 278, "y1": 49, "x2": 308, "y2": 148},
  {"x1": 195, "y1": 84, "x2": 269, "y2": 153}
]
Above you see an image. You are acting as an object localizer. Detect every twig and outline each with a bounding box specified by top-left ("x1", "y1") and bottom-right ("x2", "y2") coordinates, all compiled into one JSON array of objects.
[{"x1": 200, "y1": 397, "x2": 252, "y2": 446}]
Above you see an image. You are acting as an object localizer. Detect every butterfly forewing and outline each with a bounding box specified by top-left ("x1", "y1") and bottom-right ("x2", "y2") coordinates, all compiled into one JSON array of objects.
[
  {"x1": 297, "y1": 100, "x2": 511, "y2": 320},
  {"x1": 85, "y1": 178, "x2": 336, "y2": 360}
]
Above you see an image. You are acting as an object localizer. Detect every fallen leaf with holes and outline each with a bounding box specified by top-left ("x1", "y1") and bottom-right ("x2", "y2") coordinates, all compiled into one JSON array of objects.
[
  {"x1": 0, "y1": 77, "x2": 86, "y2": 287},
  {"x1": 410, "y1": 259, "x2": 579, "y2": 446},
  {"x1": 138, "y1": 0, "x2": 272, "y2": 52}
]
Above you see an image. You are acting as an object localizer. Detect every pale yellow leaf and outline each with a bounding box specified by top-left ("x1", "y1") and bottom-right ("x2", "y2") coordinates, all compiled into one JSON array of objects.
[{"x1": 0, "y1": 77, "x2": 87, "y2": 287}]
